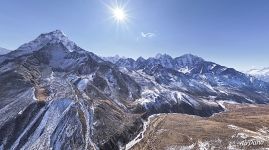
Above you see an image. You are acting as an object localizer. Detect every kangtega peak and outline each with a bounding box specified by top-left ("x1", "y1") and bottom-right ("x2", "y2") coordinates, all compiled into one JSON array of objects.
[{"x1": 0, "y1": 30, "x2": 269, "y2": 150}]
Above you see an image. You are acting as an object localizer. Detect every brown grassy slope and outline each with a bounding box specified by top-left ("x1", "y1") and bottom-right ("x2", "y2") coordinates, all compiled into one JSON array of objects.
[{"x1": 131, "y1": 104, "x2": 269, "y2": 150}]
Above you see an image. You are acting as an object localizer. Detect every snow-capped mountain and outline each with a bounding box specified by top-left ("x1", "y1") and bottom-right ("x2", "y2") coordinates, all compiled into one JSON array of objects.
[
  {"x1": 0, "y1": 47, "x2": 11, "y2": 55},
  {"x1": 0, "y1": 31, "x2": 269, "y2": 150},
  {"x1": 247, "y1": 67, "x2": 269, "y2": 82},
  {"x1": 0, "y1": 30, "x2": 143, "y2": 150},
  {"x1": 109, "y1": 53, "x2": 269, "y2": 107},
  {"x1": 113, "y1": 53, "x2": 206, "y2": 72},
  {"x1": 18, "y1": 30, "x2": 77, "y2": 52}
]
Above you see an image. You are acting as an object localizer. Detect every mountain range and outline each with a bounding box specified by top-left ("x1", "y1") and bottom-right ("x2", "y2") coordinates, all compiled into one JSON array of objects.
[{"x1": 0, "y1": 30, "x2": 269, "y2": 150}]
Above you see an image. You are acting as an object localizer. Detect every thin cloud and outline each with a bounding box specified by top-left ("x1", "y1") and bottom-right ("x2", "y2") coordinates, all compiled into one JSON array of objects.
[{"x1": 141, "y1": 32, "x2": 156, "y2": 38}]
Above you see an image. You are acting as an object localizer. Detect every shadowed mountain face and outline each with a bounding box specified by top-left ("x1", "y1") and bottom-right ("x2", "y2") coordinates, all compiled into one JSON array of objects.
[{"x1": 0, "y1": 30, "x2": 268, "y2": 150}]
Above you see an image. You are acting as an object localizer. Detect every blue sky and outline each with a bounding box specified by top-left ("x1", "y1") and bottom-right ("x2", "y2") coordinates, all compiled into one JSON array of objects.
[{"x1": 0, "y1": 0, "x2": 269, "y2": 71}]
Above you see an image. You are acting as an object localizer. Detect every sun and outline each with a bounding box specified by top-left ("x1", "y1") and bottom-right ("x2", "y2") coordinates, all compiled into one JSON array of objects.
[
  {"x1": 102, "y1": 1, "x2": 130, "y2": 27},
  {"x1": 112, "y1": 7, "x2": 126, "y2": 22}
]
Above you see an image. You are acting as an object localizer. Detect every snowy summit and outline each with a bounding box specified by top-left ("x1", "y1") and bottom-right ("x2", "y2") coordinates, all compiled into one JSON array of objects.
[{"x1": 17, "y1": 30, "x2": 77, "y2": 52}]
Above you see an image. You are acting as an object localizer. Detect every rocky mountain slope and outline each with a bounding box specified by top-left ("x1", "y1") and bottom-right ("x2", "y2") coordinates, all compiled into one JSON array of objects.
[
  {"x1": 0, "y1": 30, "x2": 269, "y2": 150},
  {"x1": 0, "y1": 30, "x2": 143, "y2": 150},
  {"x1": 247, "y1": 67, "x2": 269, "y2": 82}
]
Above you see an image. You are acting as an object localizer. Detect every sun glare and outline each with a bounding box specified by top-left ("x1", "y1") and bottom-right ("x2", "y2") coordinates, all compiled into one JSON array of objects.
[
  {"x1": 112, "y1": 7, "x2": 126, "y2": 22},
  {"x1": 102, "y1": 1, "x2": 130, "y2": 28}
]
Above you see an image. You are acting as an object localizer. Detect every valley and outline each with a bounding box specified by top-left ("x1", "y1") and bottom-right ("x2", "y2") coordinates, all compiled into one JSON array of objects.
[
  {"x1": 1, "y1": 0, "x2": 269, "y2": 149},
  {"x1": 130, "y1": 103, "x2": 269, "y2": 150}
]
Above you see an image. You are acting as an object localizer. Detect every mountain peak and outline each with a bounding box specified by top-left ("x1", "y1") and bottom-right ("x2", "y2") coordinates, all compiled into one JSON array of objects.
[
  {"x1": 39, "y1": 30, "x2": 66, "y2": 40},
  {"x1": 17, "y1": 30, "x2": 76, "y2": 52},
  {"x1": 102, "y1": 55, "x2": 127, "y2": 63},
  {"x1": 180, "y1": 53, "x2": 202, "y2": 59},
  {"x1": 136, "y1": 56, "x2": 146, "y2": 62},
  {"x1": 51, "y1": 29, "x2": 65, "y2": 35},
  {"x1": 174, "y1": 54, "x2": 204, "y2": 67},
  {"x1": 155, "y1": 53, "x2": 173, "y2": 59},
  {"x1": 178, "y1": 53, "x2": 204, "y2": 61}
]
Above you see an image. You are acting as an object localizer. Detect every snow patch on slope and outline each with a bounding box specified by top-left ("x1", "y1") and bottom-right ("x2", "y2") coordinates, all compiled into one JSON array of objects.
[
  {"x1": 77, "y1": 79, "x2": 89, "y2": 92},
  {"x1": 178, "y1": 67, "x2": 192, "y2": 74}
]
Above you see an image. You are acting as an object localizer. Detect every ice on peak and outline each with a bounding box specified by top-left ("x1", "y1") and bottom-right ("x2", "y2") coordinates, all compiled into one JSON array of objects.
[{"x1": 17, "y1": 30, "x2": 77, "y2": 52}]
